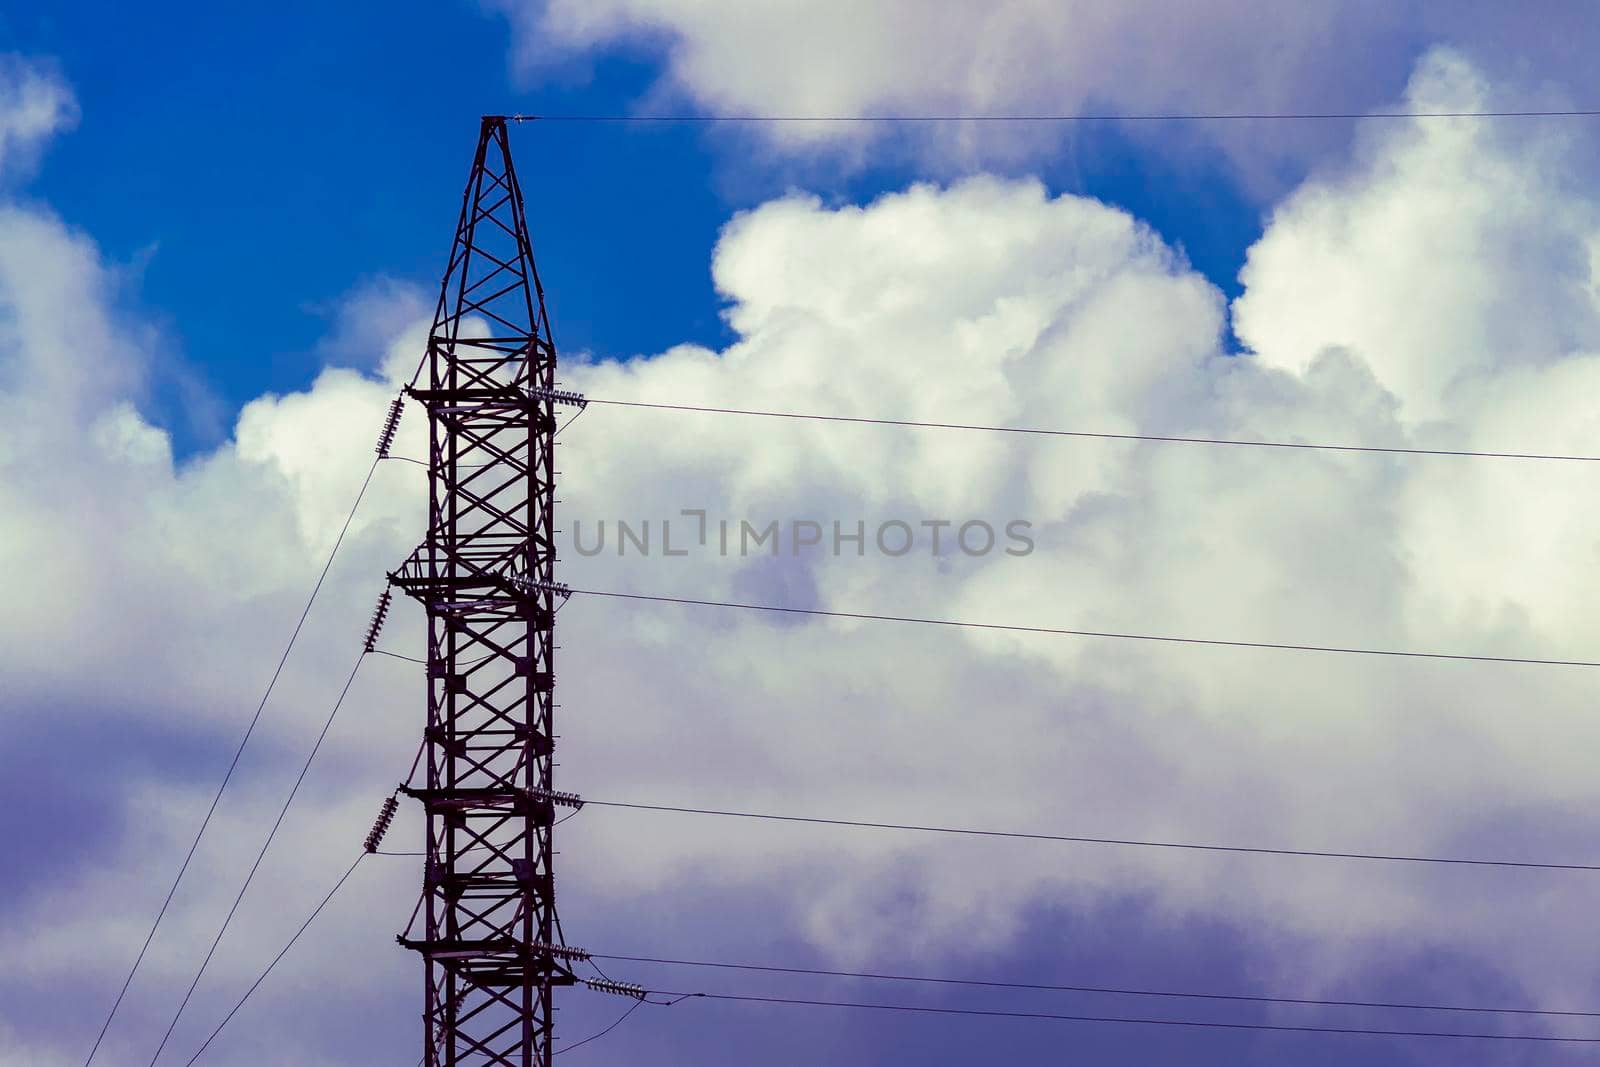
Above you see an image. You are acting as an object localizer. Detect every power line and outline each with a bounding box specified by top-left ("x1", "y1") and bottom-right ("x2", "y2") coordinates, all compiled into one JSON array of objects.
[
  {"x1": 555, "y1": 999, "x2": 645, "y2": 1057},
  {"x1": 146, "y1": 651, "x2": 369, "y2": 1065},
  {"x1": 370, "y1": 648, "x2": 495, "y2": 668},
  {"x1": 595, "y1": 952, "x2": 1600, "y2": 1019},
  {"x1": 507, "y1": 110, "x2": 1600, "y2": 124},
  {"x1": 580, "y1": 798, "x2": 1600, "y2": 872},
  {"x1": 585, "y1": 398, "x2": 1600, "y2": 464},
  {"x1": 372, "y1": 810, "x2": 579, "y2": 858},
  {"x1": 81, "y1": 456, "x2": 381, "y2": 1067},
  {"x1": 172, "y1": 844, "x2": 1600, "y2": 1058},
  {"x1": 181, "y1": 854, "x2": 367, "y2": 1066},
  {"x1": 384, "y1": 406, "x2": 581, "y2": 472},
  {"x1": 661, "y1": 989, "x2": 1600, "y2": 1044},
  {"x1": 571, "y1": 587, "x2": 1600, "y2": 669},
  {"x1": 370, "y1": 648, "x2": 426, "y2": 665},
  {"x1": 384, "y1": 455, "x2": 494, "y2": 468}
]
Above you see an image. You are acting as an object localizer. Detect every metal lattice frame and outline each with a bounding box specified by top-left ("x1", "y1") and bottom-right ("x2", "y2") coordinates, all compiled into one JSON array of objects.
[{"x1": 391, "y1": 116, "x2": 570, "y2": 1067}]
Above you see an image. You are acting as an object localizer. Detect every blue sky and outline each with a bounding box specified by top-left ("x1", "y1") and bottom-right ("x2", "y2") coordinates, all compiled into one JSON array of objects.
[
  {"x1": 2, "y1": 1, "x2": 1266, "y2": 456},
  {"x1": 7, "y1": 5, "x2": 1600, "y2": 1067}
]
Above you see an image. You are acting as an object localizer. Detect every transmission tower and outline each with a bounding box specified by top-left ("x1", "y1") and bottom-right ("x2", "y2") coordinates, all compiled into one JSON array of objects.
[{"x1": 390, "y1": 115, "x2": 580, "y2": 1067}]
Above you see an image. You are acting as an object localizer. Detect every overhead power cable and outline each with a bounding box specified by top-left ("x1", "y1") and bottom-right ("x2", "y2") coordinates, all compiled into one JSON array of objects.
[
  {"x1": 183, "y1": 779, "x2": 540, "y2": 1062},
  {"x1": 370, "y1": 648, "x2": 427, "y2": 665},
  {"x1": 570, "y1": 587, "x2": 1600, "y2": 669},
  {"x1": 181, "y1": 854, "x2": 367, "y2": 1066},
  {"x1": 81, "y1": 456, "x2": 381, "y2": 1067},
  {"x1": 370, "y1": 648, "x2": 495, "y2": 668},
  {"x1": 595, "y1": 952, "x2": 1600, "y2": 1019},
  {"x1": 175, "y1": 837, "x2": 1600, "y2": 1065},
  {"x1": 147, "y1": 649, "x2": 371, "y2": 1065},
  {"x1": 372, "y1": 808, "x2": 579, "y2": 858},
  {"x1": 658, "y1": 989, "x2": 1600, "y2": 1044},
  {"x1": 580, "y1": 798, "x2": 1600, "y2": 872},
  {"x1": 555, "y1": 999, "x2": 645, "y2": 1056},
  {"x1": 385, "y1": 455, "x2": 494, "y2": 469},
  {"x1": 177, "y1": 836, "x2": 1600, "y2": 1061},
  {"x1": 506, "y1": 110, "x2": 1600, "y2": 124},
  {"x1": 585, "y1": 398, "x2": 1600, "y2": 464},
  {"x1": 387, "y1": 404, "x2": 582, "y2": 471},
  {"x1": 186, "y1": 783, "x2": 401, "y2": 1064}
]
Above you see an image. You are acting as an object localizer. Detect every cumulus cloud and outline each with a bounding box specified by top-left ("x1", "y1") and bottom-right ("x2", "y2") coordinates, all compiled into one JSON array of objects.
[
  {"x1": 0, "y1": 55, "x2": 77, "y2": 180},
  {"x1": 548, "y1": 66, "x2": 1600, "y2": 990},
  {"x1": 9, "y1": 46, "x2": 1600, "y2": 1064},
  {"x1": 310, "y1": 275, "x2": 432, "y2": 371},
  {"x1": 1236, "y1": 51, "x2": 1600, "y2": 421},
  {"x1": 493, "y1": 0, "x2": 1600, "y2": 184}
]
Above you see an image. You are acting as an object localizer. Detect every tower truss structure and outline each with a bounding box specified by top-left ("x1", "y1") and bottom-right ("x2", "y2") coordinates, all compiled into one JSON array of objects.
[{"x1": 391, "y1": 115, "x2": 572, "y2": 1067}]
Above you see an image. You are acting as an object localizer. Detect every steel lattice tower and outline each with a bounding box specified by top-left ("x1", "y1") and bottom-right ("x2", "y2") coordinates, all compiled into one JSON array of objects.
[{"x1": 391, "y1": 115, "x2": 574, "y2": 1067}]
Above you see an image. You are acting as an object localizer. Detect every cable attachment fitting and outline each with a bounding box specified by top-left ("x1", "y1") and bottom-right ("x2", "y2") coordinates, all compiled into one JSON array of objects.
[
  {"x1": 528, "y1": 786, "x2": 584, "y2": 811},
  {"x1": 364, "y1": 795, "x2": 399, "y2": 853},
  {"x1": 363, "y1": 589, "x2": 394, "y2": 653},
  {"x1": 582, "y1": 977, "x2": 647, "y2": 1001},
  {"x1": 375, "y1": 394, "x2": 405, "y2": 457},
  {"x1": 526, "y1": 385, "x2": 587, "y2": 409}
]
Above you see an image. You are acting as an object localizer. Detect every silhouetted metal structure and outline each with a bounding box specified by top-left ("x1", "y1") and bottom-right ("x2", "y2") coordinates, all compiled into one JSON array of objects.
[{"x1": 390, "y1": 115, "x2": 575, "y2": 1067}]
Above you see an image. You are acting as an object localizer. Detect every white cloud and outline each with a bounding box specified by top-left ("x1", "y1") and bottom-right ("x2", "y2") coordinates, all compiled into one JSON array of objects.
[
  {"x1": 0, "y1": 54, "x2": 76, "y2": 180},
  {"x1": 494, "y1": 1, "x2": 1600, "y2": 184},
  {"x1": 311, "y1": 275, "x2": 432, "y2": 371},
  {"x1": 8, "y1": 46, "x2": 1600, "y2": 1062},
  {"x1": 540, "y1": 50, "x2": 1600, "y2": 998},
  {"x1": 1235, "y1": 50, "x2": 1600, "y2": 422}
]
